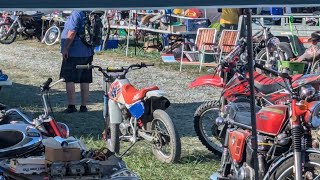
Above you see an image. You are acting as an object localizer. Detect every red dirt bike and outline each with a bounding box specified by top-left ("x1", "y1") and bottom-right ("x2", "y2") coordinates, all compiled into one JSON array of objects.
[
  {"x1": 210, "y1": 64, "x2": 320, "y2": 180},
  {"x1": 189, "y1": 39, "x2": 320, "y2": 155},
  {"x1": 76, "y1": 63, "x2": 181, "y2": 163}
]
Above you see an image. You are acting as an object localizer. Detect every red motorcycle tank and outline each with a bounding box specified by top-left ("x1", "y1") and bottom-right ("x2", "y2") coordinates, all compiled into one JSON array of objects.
[
  {"x1": 228, "y1": 130, "x2": 250, "y2": 163},
  {"x1": 256, "y1": 105, "x2": 288, "y2": 136}
]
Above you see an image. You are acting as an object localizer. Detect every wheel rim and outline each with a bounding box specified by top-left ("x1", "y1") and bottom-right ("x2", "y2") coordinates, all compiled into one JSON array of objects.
[
  {"x1": 0, "y1": 24, "x2": 14, "y2": 42},
  {"x1": 276, "y1": 162, "x2": 320, "y2": 180},
  {"x1": 311, "y1": 61, "x2": 320, "y2": 74},
  {"x1": 152, "y1": 118, "x2": 172, "y2": 158},
  {"x1": 256, "y1": 50, "x2": 288, "y2": 74},
  {"x1": 44, "y1": 26, "x2": 60, "y2": 45},
  {"x1": 199, "y1": 107, "x2": 223, "y2": 153}
]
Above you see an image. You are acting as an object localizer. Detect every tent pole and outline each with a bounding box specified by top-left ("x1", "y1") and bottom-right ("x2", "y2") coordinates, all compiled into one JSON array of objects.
[
  {"x1": 125, "y1": 10, "x2": 132, "y2": 57},
  {"x1": 245, "y1": 8, "x2": 259, "y2": 180}
]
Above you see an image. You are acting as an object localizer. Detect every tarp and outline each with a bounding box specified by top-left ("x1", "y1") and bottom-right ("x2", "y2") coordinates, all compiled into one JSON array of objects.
[{"x1": 0, "y1": 0, "x2": 319, "y2": 10}]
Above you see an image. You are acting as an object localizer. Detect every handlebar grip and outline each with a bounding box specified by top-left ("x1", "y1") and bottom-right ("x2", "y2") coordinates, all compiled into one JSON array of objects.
[
  {"x1": 43, "y1": 78, "x2": 53, "y2": 90},
  {"x1": 76, "y1": 65, "x2": 93, "y2": 70}
]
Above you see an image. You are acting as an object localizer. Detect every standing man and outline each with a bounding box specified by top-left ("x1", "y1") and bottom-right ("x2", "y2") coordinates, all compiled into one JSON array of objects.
[
  {"x1": 219, "y1": 8, "x2": 242, "y2": 31},
  {"x1": 59, "y1": 10, "x2": 94, "y2": 113}
]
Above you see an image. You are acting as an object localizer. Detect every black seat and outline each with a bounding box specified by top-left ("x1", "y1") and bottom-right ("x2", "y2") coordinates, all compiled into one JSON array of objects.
[{"x1": 253, "y1": 72, "x2": 303, "y2": 95}]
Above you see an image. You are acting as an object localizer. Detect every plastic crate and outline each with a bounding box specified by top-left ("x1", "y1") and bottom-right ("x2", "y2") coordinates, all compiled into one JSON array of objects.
[
  {"x1": 184, "y1": 19, "x2": 209, "y2": 32},
  {"x1": 278, "y1": 61, "x2": 305, "y2": 74}
]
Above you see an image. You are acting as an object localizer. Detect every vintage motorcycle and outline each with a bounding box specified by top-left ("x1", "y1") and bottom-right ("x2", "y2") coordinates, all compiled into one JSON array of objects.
[
  {"x1": 253, "y1": 20, "x2": 293, "y2": 72},
  {"x1": 211, "y1": 63, "x2": 320, "y2": 180},
  {"x1": 76, "y1": 62, "x2": 181, "y2": 163},
  {"x1": 0, "y1": 78, "x2": 69, "y2": 159},
  {"x1": 189, "y1": 38, "x2": 320, "y2": 154},
  {"x1": 0, "y1": 11, "x2": 43, "y2": 44}
]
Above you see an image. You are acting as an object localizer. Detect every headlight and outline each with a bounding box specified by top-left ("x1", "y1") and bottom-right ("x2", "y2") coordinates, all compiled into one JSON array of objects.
[
  {"x1": 311, "y1": 105, "x2": 320, "y2": 128},
  {"x1": 300, "y1": 85, "x2": 316, "y2": 100},
  {"x1": 305, "y1": 102, "x2": 320, "y2": 129}
]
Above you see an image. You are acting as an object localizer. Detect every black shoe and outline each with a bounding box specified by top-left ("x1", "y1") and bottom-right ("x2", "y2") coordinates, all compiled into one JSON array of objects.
[
  {"x1": 64, "y1": 105, "x2": 77, "y2": 113},
  {"x1": 79, "y1": 105, "x2": 88, "y2": 113}
]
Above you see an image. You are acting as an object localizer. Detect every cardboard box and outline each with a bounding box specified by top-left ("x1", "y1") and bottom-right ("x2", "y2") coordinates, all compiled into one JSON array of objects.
[
  {"x1": 169, "y1": 25, "x2": 186, "y2": 32},
  {"x1": 10, "y1": 157, "x2": 46, "y2": 175},
  {"x1": 45, "y1": 146, "x2": 81, "y2": 162}
]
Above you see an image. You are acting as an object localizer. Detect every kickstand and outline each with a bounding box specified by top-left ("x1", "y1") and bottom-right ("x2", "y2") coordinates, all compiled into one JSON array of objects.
[{"x1": 119, "y1": 141, "x2": 137, "y2": 158}]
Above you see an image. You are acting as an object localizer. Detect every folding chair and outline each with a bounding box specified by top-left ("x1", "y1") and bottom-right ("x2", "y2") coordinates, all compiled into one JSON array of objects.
[
  {"x1": 180, "y1": 28, "x2": 217, "y2": 72},
  {"x1": 198, "y1": 30, "x2": 240, "y2": 71}
]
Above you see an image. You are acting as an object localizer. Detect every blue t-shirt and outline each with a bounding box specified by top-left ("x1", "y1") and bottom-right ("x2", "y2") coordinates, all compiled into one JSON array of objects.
[{"x1": 61, "y1": 11, "x2": 94, "y2": 57}]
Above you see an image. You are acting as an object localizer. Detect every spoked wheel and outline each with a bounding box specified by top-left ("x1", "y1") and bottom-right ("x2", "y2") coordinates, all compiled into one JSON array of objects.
[
  {"x1": 311, "y1": 61, "x2": 320, "y2": 74},
  {"x1": 256, "y1": 42, "x2": 293, "y2": 75},
  {"x1": 151, "y1": 110, "x2": 181, "y2": 163},
  {"x1": 0, "y1": 23, "x2": 17, "y2": 44},
  {"x1": 194, "y1": 101, "x2": 223, "y2": 155},
  {"x1": 271, "y1": 153, "x2": 320, "y2": 180},
  {"x1": 43, "y1": 25, "x2": 61, "y2": 46}
]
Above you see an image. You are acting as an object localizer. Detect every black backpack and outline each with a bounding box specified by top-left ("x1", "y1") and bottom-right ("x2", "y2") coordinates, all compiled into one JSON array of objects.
[{"x1": 79, "y1": 11, "x2": 103, "y2": 47}]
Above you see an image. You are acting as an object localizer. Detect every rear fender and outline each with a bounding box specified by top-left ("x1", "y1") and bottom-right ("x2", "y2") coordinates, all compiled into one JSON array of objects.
[
  {"x1": 263, "y1": 148, "x2": 320, "y2": 180},
  {"x1": 146, "y1": 90, "x2": 166, "y2": 98},
  {"x1": 188, "y1": 75, "x2": 223, "y2": 88}
]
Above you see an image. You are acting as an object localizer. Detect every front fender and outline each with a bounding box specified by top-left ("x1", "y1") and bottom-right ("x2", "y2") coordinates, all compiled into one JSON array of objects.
[
  {"x1": 263, "y1": 148, "x2": 320, "y2": 180},
  {"x1": 188, "y1": 75, "x2": 223, "y2": 88}
]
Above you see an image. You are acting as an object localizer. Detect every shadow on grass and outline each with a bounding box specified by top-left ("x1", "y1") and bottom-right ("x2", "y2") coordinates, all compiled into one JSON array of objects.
[
  {"x1": 1, "y1": 82, "x2": 207, "y2": 140},
  {"x1": 179, "y1": 151, "x2": 220, "y2": 164}
]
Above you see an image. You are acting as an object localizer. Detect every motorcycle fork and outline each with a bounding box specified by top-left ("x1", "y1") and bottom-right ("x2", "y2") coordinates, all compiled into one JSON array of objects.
[
  {"x1": 220, "y1": 128, "x2": 232, "y2": 176},
  {"x1": 291, "y1": 104, "x2": 303, "y2": 180}
]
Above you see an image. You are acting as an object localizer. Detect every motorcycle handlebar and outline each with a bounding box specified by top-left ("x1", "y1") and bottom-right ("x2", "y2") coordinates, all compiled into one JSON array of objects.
[
  {"x1": 254, "y1": 63, "x2": 292, "y2": 80},
  {"x1": 76, "y1": 64, "x2": 94, "y2": 70},
  {"x1": 42, "y1": 78, "x2": 53, "y2": 90}
]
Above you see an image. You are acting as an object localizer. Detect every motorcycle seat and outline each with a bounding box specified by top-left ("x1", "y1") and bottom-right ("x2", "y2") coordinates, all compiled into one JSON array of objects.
[
  {"x1": 122, "y1": 84, "x2": 159, "y2": 104},
  {"x1": 253, "y1": 72, "x2": 303, "y2": 95}
]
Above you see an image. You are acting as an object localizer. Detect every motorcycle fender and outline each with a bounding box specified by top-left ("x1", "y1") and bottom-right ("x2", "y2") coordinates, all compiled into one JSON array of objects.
[
  {"x1": 263, "y1": 149, "x2": 320, "y2": 180},
  {"x1": 108, "y1": 99, "x2": 122, "y2": 124},
  {"x1": 188, "y1": 75, "x2": 223, "y2": 88},
  {"x1": 146, "y1": 90, "x2": 166, "y2": 98}
]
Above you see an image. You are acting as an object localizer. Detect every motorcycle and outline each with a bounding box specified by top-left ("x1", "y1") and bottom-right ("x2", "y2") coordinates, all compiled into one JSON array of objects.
[
  {"x1": 76, "y1": 62, "x2": 181, "y2": 163},
  {"x1": 211, "y1": 63, "x2": 320, "y2": 180},
  {"x1": 253, "y1": 20, "x2": 293, "y2": 72},
  {"x1": 189, "y1": 38, "x2": 320, "y2": 155},
  {"x1": 0, "y1": 78, "x2": 69, "y2": 159},
  {"x1": 0, "y1": 11, "x2": 43, "y2": 44}
]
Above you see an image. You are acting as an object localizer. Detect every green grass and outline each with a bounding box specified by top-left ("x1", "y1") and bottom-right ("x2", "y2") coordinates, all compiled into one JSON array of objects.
[{"x1": 0, "y1": 40, "x2": 219, "y2": 179}]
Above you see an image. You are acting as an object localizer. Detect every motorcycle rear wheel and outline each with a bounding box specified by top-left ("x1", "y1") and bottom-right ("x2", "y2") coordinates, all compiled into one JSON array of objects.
[
  {"x1": 270, "y1": 152, "x2": 320, "y2": 179},
  {"x1": 0, "y1": 23, "x2": 17, "y2": 44},
  {"x1": 194, "y1": 101, "x2": 223, "y2": 155},
  {"x1": 151, "y1": 109, "x2": 181, "y2": 163}
]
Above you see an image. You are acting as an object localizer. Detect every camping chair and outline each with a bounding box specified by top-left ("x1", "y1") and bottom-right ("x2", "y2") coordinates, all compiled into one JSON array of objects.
[
  {"x1": 198, "y1": 30, "x2": 240, "y2": 71},
  {"x1": 180, "y1": 28, "x2": 217, "y2": 72}
]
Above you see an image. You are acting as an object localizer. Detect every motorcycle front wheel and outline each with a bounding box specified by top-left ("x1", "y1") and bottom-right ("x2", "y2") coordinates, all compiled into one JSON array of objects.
[
  {"x1": 194, "y1": 101, "x2": 223, "y2": 155},
  {"x1": 0, "y1": 23, "x2": 17, "y2": 44},
  {"x1": 270, "y1": 152, "x2": 320, "y2": 179},
  {"x1": 106, "y1": 116, "x2": 120, "y2": 154},
  {"x1": 150, "y1": 109, "x2": 181, "y2": 163}
]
